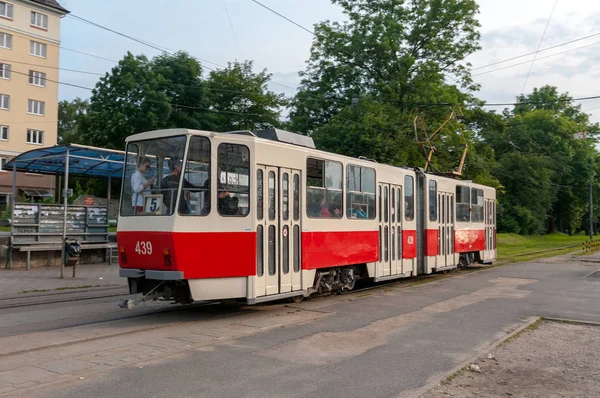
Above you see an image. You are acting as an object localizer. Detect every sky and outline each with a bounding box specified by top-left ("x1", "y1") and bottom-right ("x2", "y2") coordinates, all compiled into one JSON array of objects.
[{"x1": 56, "y1": 0, "x2": 600, "y2": 124}]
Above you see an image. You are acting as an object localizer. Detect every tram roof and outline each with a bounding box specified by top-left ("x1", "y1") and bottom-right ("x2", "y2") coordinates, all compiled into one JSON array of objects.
[{"x1": 5, "y1": 144, "x2": 125, "y2": 179}]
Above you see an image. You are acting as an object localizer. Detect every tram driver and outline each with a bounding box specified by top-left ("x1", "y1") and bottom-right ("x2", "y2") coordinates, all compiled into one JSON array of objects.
[{"x1": 162, "y1": 158, "x2": 195, "y2": 214}]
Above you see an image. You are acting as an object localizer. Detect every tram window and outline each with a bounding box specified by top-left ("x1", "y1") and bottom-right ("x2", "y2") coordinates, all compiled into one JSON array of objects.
[
  {"x1": 391, "y1": 188, "x2": 395, "y2": 223},
  {"x1": 397, "y1": 188, "x2": 402, "y2": 222},
  {"x1": 217, "y1": 143, "x2": 250, "y2": 217},
  {"x1": 293, "y1": 174, "x2": 300, "y2": 221},
  {"x1": 268, "y1": 225, "x2": 276, "y2": 276},
  {"x1": 456, "y1": 185, "x2": 470, "y2": 222},
  {"x1": 293, "y1": 225, "x2": 300, "y2": 272},
  {"x1": 268, "y1": 171, "x2": 276, "y2": 220},
  {"x1": 306, "y1": 158, "x2": 342, "y2": 218},
  {"x1": 282, "y1": 173, "x2": 289, "y2": 221},
  {"x1": 257, "y1": 169, "x2": 263, "y2": 221},
  {"x1": 346, "y1": 164, "x2": 376, "y2": 219},
  {"x1": 384, "y1": 186, "x2": 389, "y2": 222},
  {"x1": 429, "y1": 180, "x2": 437, "y2": 222},
  {"x1": 283, "y1": 226, "x2": 289, "y2": 274},
  {"x1": 257, "y1": 225, "x2": 264, "y2": 277},
  {"x1": 379, "y1": 186, "x2": 382, "y2": 222},
  {"x1": 404, "y1": 175, "x2": 414, "y2": 221},
  {"x1": 471, "y1": 188, "x2": 484, "y2": 222},
  {"x1": 120, "y1": 135, "x2": 187, "y2": 217}
]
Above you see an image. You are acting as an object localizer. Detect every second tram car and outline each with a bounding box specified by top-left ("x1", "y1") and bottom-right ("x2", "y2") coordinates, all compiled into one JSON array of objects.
[{"x1": 117, "y1": 128, "x2": 496, "y2": 307}]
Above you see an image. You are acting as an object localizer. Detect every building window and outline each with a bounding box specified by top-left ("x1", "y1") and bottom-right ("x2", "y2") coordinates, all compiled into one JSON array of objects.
[
  {"x1": 0, "y1": 94, "x2": 9, "y2": 110},
  {"x1": 0, "y1": 157, "x2": 6, "y2": 171},
  {"x1": 0, "y1": 125, "x2": 7, "y2": 140},
  {"x1": 30, "y1": 11, "x2": 48, "y2": 29},
  {"x1": 29, "y1": 70, "x2": 46, "y2": 87},
  {"x1": 26, "y1": 129, "x2": 44, "y2": 145},
  {"x1": 306, "y1": 157, "x2": 343, "y2": 218},
  {"x1": 28, "y1": 99, "x2": 45, "y2": 116},
  {"x1": 0, "y1": 2, "x2": 12, "y2": 19},
  {"x1": 0, "y1": 32, "x2": 12, "y2": 49},
  {"x1": 346, "y1": 164, "x2": 376, "y2": 219},
  {"x1": 0, "y1": 63, "x2": 9, "y2": 79},
  {"x1": 29, "y1": 41, "x2": 47, "y2": 58}
]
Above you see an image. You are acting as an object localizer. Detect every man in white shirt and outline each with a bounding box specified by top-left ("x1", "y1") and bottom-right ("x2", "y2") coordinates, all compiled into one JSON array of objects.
[{"x1": 131, "y1": 157, "x2": 154, "y2": 214}]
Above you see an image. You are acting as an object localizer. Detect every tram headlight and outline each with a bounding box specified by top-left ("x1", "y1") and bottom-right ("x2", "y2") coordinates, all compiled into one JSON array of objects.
[
  {"x1": 163, "y1": 248, "x2": 172, "y2": 267},
  {"x1": 119, "y1": 246, "x2": 128, "y2": 264}
]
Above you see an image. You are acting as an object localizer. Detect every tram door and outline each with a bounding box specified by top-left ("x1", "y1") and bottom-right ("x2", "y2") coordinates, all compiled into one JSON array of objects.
[
  {"x1": 255, "y1": 165, "x2": 302, "y2": 298},
  {"x1": 377, "y1": 183, "x2": 403, "y2": 277},
  {"x1": 437, "y1": 192, "x2": 455, "y2": 267},
  {"x1": 484, "y1": 199, "x2": 496, "y2": 261}
]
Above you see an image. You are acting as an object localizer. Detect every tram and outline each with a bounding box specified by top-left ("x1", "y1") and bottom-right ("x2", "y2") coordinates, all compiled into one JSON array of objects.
[{"x1": 116, "y1": 128, "x2": 496, "y2": 307}]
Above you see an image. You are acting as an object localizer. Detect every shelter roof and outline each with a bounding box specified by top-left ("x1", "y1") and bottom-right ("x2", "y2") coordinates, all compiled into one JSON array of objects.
[{"x1": 5, "y1": 144, "x2": 125, "y2": 179}]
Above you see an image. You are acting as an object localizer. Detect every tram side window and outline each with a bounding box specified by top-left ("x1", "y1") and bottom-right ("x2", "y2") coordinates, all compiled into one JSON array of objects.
[
  {"x1": 429, "y1": 180, "x2": 437, "y2": 221},
  {"x1": 471, "y1": 188, "x2": 484, "y2": 222},
  {"x1": 404, "y1": 175, "x2": 414, "y2": 221},
  {"x1": 217, "y1": 143, "x2": 250, "y2": 217},
  {"x1": 180, "y1": 136, "x2": 210, "y2": 216},
  {"x1": 346, "y1": 165, "x2": 376, "y2": 219},
  {"x1": 456, "y1": 185, "x2": 470, "y2": 222},
  {"x1": 306, "y1": 158, "x2": 343, "y2": 218}
]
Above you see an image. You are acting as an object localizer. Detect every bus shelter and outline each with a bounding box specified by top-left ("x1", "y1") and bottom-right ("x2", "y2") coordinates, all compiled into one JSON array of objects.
[{"x1": 5, "y1": 144, "x2": 125, "y2": 278}]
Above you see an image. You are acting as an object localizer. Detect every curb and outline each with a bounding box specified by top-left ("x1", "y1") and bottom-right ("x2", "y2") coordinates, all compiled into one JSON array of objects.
[{"x1": 402, "y1": 316, "x2": 541, "y2": 398}]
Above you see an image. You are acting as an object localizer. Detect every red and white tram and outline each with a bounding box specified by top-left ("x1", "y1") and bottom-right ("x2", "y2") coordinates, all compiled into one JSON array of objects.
[{"x1": 117, "y1": 128, "x2": 496, "y2": 307}]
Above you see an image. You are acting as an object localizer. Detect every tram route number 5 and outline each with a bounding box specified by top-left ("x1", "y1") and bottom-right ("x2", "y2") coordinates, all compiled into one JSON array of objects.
[{"x1": 135, "y1": 241, "x2": 153, "y2": 255}]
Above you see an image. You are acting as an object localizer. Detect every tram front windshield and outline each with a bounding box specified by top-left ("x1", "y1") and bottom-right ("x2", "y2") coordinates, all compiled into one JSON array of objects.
[
  {"x1": 120, "y1": 135, "x2": 187, "y2": 216},
  {"x1": 120, "y1": 134, "x2": 250, "y2": 217}
]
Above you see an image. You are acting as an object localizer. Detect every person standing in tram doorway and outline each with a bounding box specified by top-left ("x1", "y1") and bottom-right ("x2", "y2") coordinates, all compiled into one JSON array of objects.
[{"x1": 131, "y1": 157, "x2": 154, "y2": 214}]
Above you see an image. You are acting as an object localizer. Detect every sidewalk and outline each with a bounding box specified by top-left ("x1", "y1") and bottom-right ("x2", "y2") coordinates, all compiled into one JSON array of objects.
[{"x1": 0, "y1": 264, "x2": 126, "y2": 298}]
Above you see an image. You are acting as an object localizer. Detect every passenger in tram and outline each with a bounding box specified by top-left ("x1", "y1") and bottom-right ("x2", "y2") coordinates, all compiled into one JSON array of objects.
[
  {"x1": 350, "y1": 203, "x2": 368, "y2": 218},
  {"x1": 320, "y1": 198, "x2": 332, "y2": 217},
  {"x1": 162, "y1": 158, "x2": 195, "y2": 214},
  {"x1": 131, "y1": 157, "x2": 154, "y2": 214},
  {"x1": 203, "y1": 165, "x2": 237, "y2": 215}
]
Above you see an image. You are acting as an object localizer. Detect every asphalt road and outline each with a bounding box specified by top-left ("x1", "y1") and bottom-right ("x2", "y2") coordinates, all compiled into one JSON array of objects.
[{"x1": 21, "y1": 253, "x2": 600, "y2": 398}]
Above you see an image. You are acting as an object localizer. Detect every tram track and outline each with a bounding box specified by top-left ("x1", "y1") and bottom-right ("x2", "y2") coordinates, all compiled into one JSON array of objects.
[{"x1": 0, "y1": 287, "x2": 130, "y2": 310}]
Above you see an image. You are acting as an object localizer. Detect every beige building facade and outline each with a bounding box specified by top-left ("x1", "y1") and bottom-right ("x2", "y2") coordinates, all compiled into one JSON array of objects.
[{"x1": 0, "y1": 0, "x2": 68, "y2": 205}]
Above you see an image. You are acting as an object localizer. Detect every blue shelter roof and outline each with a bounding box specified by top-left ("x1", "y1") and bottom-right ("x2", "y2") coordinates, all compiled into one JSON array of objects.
[{"x1": 5, "y1": 144, "x2": 125, "y2": 179}]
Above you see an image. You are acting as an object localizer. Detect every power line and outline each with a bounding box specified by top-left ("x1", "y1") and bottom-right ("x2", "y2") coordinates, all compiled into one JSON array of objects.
[
  {"x1": 222, "y1": 0, "x2": 245, "y2": 59},
  {"x1": 472, "y1": 31, "x2": 600, "y2": 71},
  {"x1": 472, "y1": 39, "x2": 600, "y2": 77},
  {"x1": 520, "y1": 0, "x2": 559, "y2": 94},
  {"x1": 248, "y1": 0, "x2": 314, "y2": 35}
]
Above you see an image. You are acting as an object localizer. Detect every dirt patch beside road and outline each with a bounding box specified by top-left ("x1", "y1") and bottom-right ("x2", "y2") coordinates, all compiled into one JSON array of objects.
[{"x1": 423, "y1": 319, "x2": 600, "y2": 398}]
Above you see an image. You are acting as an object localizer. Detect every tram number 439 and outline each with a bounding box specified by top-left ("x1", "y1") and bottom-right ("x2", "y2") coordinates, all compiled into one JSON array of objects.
[{"x1": 135, "y1": 241, "x2": 153, "y2": 255}]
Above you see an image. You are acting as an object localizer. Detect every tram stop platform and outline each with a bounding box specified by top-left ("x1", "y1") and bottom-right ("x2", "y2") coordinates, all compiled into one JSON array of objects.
[{"x1": 0, "y1": 263, "x2": 126, "y2": 299}]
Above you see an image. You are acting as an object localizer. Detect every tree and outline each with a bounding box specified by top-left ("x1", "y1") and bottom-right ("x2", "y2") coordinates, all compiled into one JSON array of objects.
[
  {"x1": 489, "y1": 86, "x2": 600, "y2": 234},
  {"x1": 79, "y1": 52, "x2": 173, "y2": 149},
  {"x1": 288, "y1": 0, "x2": 484, "y2": 176},
  {"x1": 205, "y1": 61, "x2": 286, "y2": 131},
  {"x1": 58, "y1": 98, "x2": 89, "y2": 144}
]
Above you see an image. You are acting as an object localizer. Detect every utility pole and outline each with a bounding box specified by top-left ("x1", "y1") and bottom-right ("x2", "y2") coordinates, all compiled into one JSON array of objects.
[{"x1": 574, "y1": 132, "x2": 594, "y2": 240}]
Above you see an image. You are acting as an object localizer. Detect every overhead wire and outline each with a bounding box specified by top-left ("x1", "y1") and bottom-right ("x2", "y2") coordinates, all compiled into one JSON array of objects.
[{"x1": 520, "y1": 0, "x2": 560, "y2": 94}]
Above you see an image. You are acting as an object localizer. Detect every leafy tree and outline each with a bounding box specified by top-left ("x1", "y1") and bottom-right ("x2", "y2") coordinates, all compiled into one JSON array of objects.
[
  {"x1": 205, "y1": 61, "x2": 286, "y2": 131},
  {"x1": 58, "y1": 98, "x2": 89, "y2": 144},
  {"x1": 79, "y1": 52, "x2": 172, "y2": 150},
  {"x1": 288, "y1": 0, "x2": 484, "y2": 176}
]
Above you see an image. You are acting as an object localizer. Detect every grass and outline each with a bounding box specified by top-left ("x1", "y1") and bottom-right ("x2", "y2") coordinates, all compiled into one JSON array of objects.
[{"x1": 497, "y1": 232, "x2": 589, "y2": 260}]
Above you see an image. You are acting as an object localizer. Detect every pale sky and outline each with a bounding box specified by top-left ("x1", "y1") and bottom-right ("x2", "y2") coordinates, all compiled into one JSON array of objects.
[{"x1": 56, "y1": 0, "x2": 600, "y2": 124}]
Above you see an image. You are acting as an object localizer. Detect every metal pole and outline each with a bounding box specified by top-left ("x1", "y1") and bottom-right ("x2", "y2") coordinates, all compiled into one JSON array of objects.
[
  {"x1": 590, "y1": 170, "x2": 594, "y2": 241},
  {"x1": 61, "y1": 148, "x2": 70, "y2": 279},
  {"x1": 8, "y1": 162, "x2": 16, "y2": 270}
]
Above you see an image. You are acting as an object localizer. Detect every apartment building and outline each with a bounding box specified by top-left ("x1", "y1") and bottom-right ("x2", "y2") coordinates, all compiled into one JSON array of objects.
[{"x1": 0, "y1": 0, "x2": 69, "y2": 206}]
